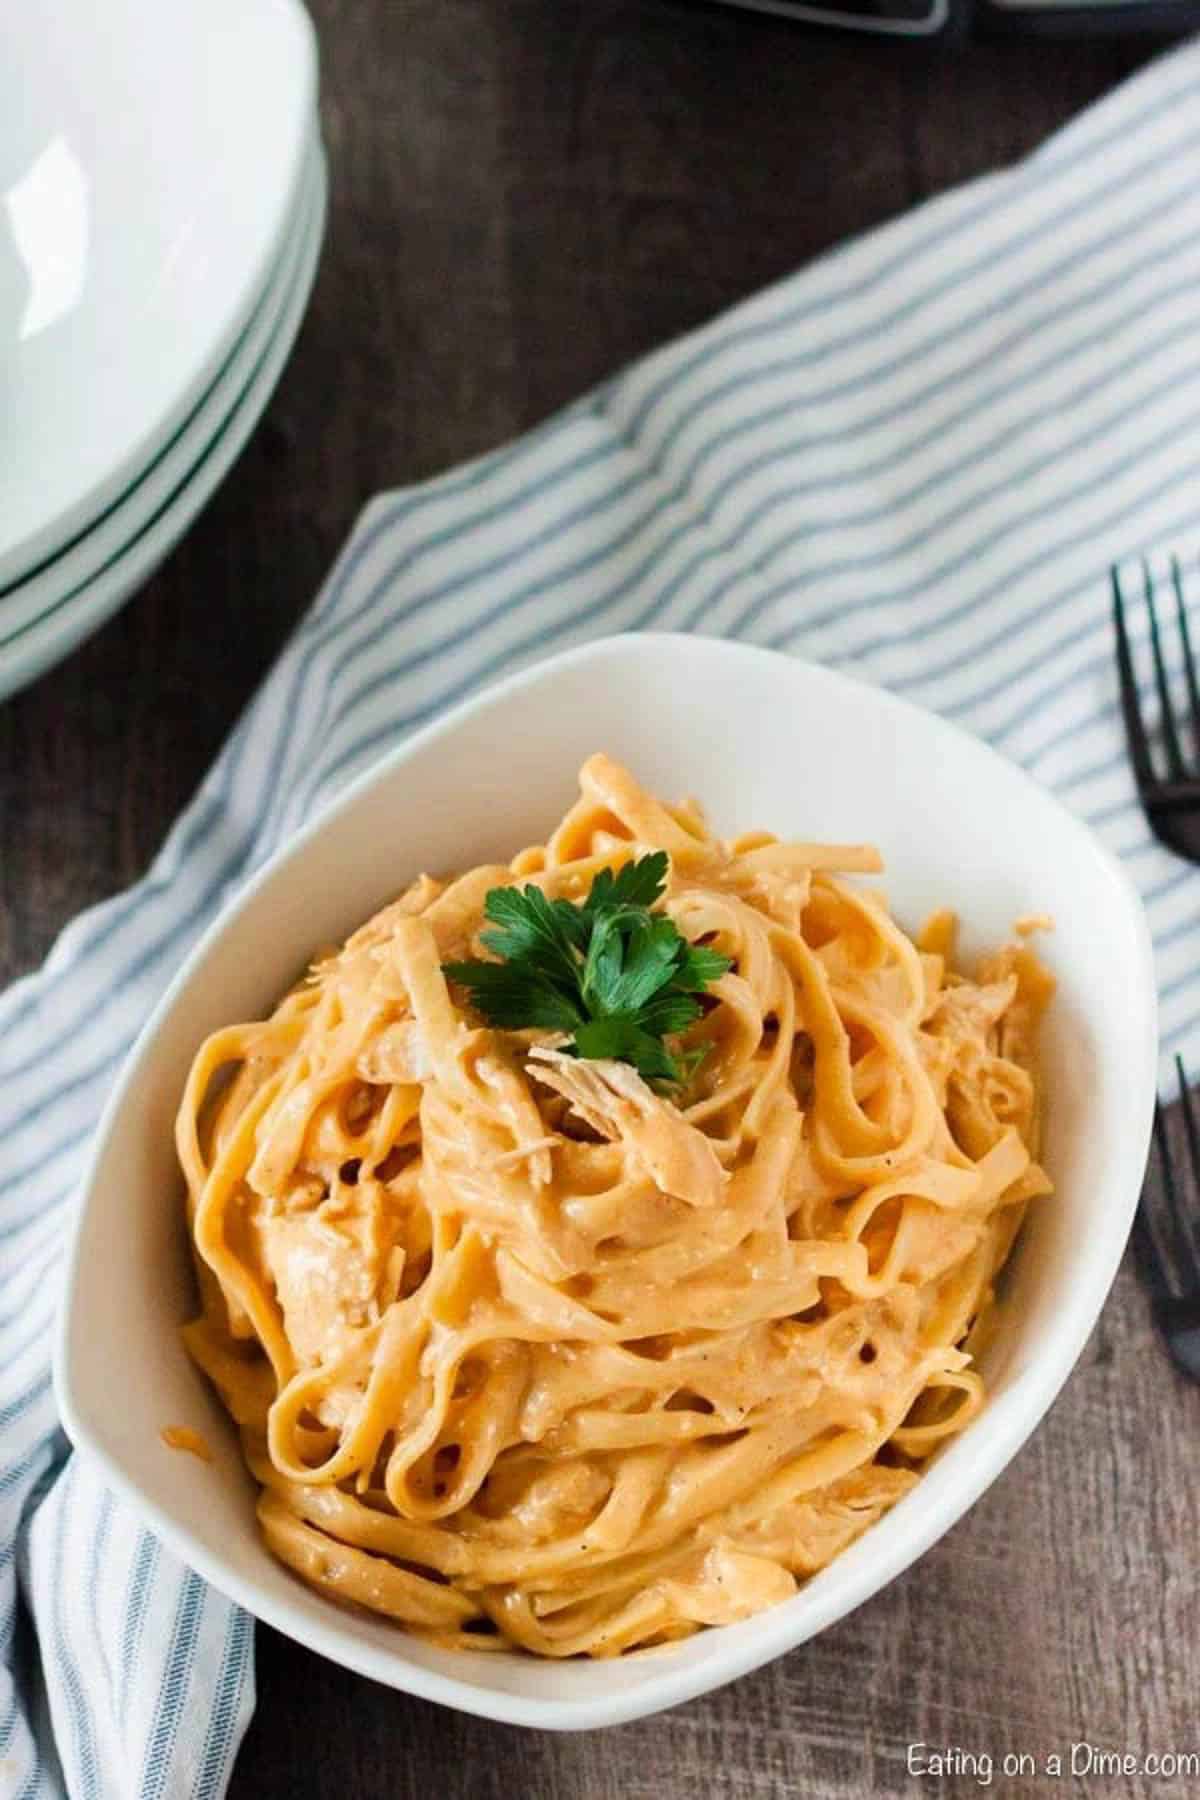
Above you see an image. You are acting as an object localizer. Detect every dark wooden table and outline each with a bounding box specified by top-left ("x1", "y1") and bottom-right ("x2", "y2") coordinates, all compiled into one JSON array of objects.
[{"x1": 4, "y1": 4, "x2": 1197, "y2": 1795}]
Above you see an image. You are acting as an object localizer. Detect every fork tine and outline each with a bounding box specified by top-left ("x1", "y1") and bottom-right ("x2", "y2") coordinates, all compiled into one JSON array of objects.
[
  {"x1": 1131, "y1": 1196, "x2": 1173, "y2": 1300},
  {"x1": 1112, "y1": 567, "x2": 1156, "y2": 790},
  {"x1": 1172, "y1": 556, "x2": 1200, "y2": 773},
  {"x1": 1146, "y1": 560, "x2": 1186, "y2": 778},
  {"x1": 1137, "y1": 1098, "x2": 1183, "y2": 1299},
  {"x1": 1170, "y1": 1056, "x2": 1200, "y2": 1286}
]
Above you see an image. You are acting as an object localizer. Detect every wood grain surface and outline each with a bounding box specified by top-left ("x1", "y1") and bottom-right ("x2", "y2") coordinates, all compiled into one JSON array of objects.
[{"x1": 2, "y1": 4, "x2": 1196, "y2": 1795}]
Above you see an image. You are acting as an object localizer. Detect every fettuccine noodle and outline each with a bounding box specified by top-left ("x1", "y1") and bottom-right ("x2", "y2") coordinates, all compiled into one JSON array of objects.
[{"x1": 178, "y1": 754, "x2": 1054, "y2": 1657}]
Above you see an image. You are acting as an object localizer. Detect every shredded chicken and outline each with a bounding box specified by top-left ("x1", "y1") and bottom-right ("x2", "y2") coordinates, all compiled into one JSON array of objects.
[
  {"x1": 343, "y1": 874, "x2": 444, "y2": 955},
  {"x1": 527, "y1": 1046, "x2": 727, "y2": 1207},
  {"x1": 926, "y1": 975, "x2": 1017, "y2": 1048},
  {"x1": 357, "y1": 1019, "x2": 433, "y2": 1085},
  {"x1": 256, "y1": 1189, "x2": 399, "y2": 1365},
  {"x1": 656, "y1": 1542, "x2": 796, "y2": 1625}
]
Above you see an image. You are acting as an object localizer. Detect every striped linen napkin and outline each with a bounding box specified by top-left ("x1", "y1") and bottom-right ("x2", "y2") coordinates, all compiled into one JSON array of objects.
[{"x1": 4, "y1": 37, "x2": 1200, "y2": 1797}]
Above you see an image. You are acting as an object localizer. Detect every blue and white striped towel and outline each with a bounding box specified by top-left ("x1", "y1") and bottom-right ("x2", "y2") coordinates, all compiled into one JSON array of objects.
[{"x1": 4, "y1": 38, "x2": 1200, "y2": 1797}]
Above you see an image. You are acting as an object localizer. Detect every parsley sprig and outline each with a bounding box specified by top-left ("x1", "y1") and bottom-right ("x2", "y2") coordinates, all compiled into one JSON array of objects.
[{"x1": 442, "y1": 853, "x2": 730, "y2": 1087}]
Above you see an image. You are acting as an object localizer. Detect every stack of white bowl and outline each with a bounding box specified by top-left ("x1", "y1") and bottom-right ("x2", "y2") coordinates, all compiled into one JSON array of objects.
[{"x1": 0, "y1": 0, "x2": 324, "y2": 702}]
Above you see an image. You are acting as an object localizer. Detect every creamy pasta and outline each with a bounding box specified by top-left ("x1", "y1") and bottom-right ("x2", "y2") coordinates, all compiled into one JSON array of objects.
[{"x1": 178, "y1": 754, "x2": 1053, "y2": 1657}]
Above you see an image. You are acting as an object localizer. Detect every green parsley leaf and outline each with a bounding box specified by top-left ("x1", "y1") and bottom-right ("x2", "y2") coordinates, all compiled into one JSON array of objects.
[
  {"x1": 581, "y1": 911, "x2": 682, "y2": 1017},
  {"x1": 441, "y1": 852, "x2": 731, "y2": 1088},
  {"x1": 572, "y1": 1015, "x2": 682, "y2": 1085},
  {"x1": 636, "y1": 989, "x2": 704, "y2": 1038},
  {"x1": 674, "y1": 942, "x2": 734, "y2": 992},
  {"x1": 580, "y1": 851, "x2": 668, "y2": 920},
  {"x1": 478, "y1": 884, "x2": 585, "y2": 992},
  {"x1": 439, "y1": 958, "x2": 583, "y2": 1033}
]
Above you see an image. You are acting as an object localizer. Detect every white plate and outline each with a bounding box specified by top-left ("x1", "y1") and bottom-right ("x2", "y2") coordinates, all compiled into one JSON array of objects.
[
  {"x1": 0, "y1": 147, "x2": 327, "y2": 703},
  {"x1": 0, "y1": 134, "x2": 321, "y2": 642},
  {"x1": 57, "y1": 633, "x2": 1157, "y2": 1730},
  {"x1": 0, "y1": 0, "x2": 317, "y2": 587}
]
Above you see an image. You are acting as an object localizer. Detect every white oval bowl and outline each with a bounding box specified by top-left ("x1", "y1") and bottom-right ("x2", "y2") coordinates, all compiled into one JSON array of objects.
[
  {"x1": 0, "y1": 0, "x2": 316, "y2": 586},
  {"x1": 56, "y1": 633, "x2": 1157, "y2": 1730},
  {"x1": 0, "y1": 143, "x2": 327, "y2": 704},
  {"x1": 0, "y1": 135, "x2": 321, "y2": 645}
]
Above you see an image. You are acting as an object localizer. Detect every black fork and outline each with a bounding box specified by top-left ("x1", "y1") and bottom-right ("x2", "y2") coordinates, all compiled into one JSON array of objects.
[
  {"x1": 1133, "y1": 1056, "x2": 1200, "y2": 1382},
  {"x1": 1113, "y1": 557, "x2": 1200, "y2": 864}
]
